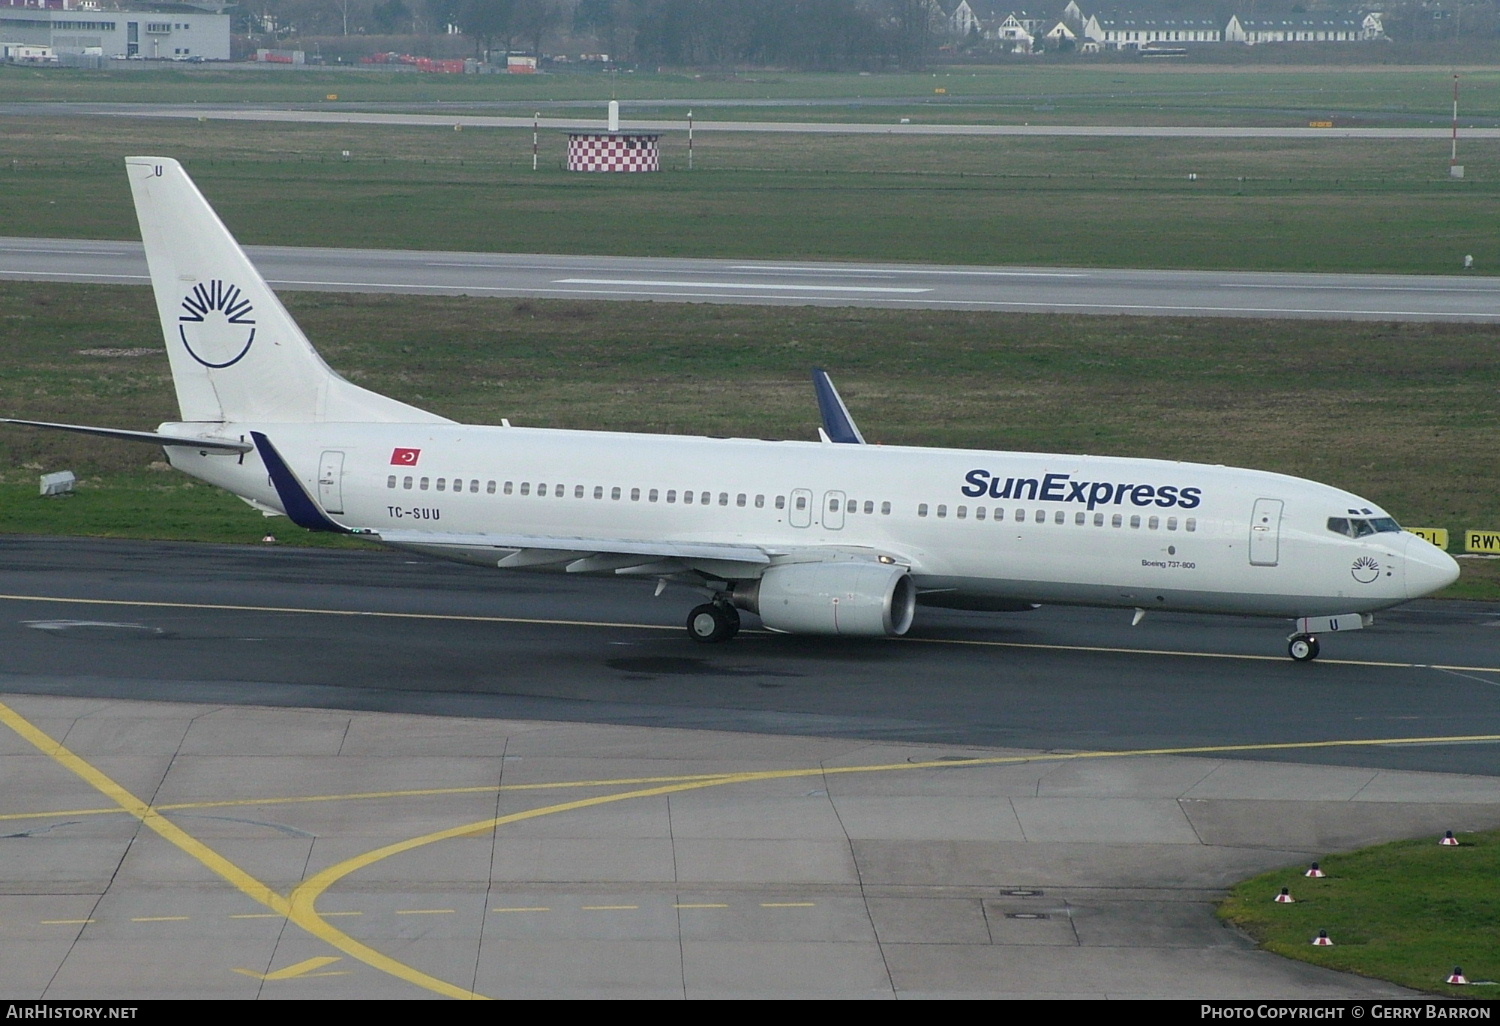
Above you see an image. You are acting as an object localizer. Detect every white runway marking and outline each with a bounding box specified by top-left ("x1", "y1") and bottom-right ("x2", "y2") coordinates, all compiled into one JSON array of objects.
[{"x1": 553, "y1": 277, "x2": 931, "y2": 293}]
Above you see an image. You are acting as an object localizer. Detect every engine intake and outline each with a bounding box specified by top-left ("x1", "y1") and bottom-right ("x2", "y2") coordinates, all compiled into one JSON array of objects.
[{"x1": 734, "y1": 561, "x2": 916, "y2": 637}]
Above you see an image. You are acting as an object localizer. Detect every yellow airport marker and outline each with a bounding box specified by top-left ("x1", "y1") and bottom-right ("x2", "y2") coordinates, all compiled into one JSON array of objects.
[{"x1": 234, "y1": 956, "x2": 347, "y2": 980}]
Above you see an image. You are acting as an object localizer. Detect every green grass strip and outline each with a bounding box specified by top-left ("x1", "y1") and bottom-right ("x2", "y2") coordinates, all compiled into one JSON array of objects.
[{"x1": 1220, "y1": 829, "x2": 1500, "y2": 996}]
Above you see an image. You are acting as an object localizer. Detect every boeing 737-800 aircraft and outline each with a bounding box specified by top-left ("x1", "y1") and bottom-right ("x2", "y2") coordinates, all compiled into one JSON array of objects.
[{"x1": 3, "y1": 158, "x2": 1461, "y2": 660}]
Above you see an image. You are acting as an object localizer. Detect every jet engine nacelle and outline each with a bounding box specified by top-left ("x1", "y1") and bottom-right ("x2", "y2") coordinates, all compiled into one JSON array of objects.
[{"x1": 735, "y1": 561, "x2": 916, "y2": 637}]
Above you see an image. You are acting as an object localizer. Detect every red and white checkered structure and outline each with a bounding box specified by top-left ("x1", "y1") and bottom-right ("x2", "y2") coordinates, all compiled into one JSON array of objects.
[{"x1": 567, "y1": 133, "x2": 660, "y2": 172}]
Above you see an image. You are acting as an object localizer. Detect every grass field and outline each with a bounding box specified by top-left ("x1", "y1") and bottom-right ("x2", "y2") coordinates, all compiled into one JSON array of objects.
[
  {"x1": 1220, "y1": 828, "x2": 1500, "y2": 996},
  {"x1": 1, "y1": 115, "x2": 1497, "y2": 273},
  {"x1": 3, "y1": 281, "x2": 1497, "y2": 595}
]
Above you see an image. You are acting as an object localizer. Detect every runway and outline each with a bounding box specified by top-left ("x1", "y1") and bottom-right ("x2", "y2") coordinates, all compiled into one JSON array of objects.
[
  {"x1": 4, "y1": 236, "x2": 1498, "y2": 320},
  {"x1": 3, "y1": 537, "x2": 1500, "y2": 999},
  {"x1": 20, "y1": 101, "x2": 1500, "y2": 139}
]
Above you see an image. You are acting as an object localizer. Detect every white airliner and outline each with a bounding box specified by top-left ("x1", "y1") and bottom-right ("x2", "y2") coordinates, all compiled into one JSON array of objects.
[{"x1": 3, "y1": 157, "x2": 1461, "y2": 661}]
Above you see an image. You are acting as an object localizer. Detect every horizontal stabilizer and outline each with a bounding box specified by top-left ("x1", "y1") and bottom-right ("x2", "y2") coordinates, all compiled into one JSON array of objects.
[
  {"x1": 812, "y1": 368, "x2": 866, "y2": 445},
  {"x1": 249, "y1": 431, "x2": 349, "y2": 534},
  {"x1": 0, "y1": 418, "x2": 252, "y2": 453}
]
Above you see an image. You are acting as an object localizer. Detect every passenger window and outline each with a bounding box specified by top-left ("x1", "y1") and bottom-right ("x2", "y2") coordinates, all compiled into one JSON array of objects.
[
  {"x1": 471, "y1": 481, "x2": 480, "y2": 494},
  {"x1": 611, "y1": 486, "x2": 621, "y2": 500},
  {"x1": 403, "y1": 476, "x2": 413, "y2": 490},
  {"x1": 684, "y1": 490, "x2": 694, "y2": 504},
  {"x1": 1074, "y1": 512, "x2": 1085, "y2": 525},
  {"x1": 795, "y1": 495, "x2": 807, "y2": 510},
  {"x1": 1186, "y1": 518, "x2": 1197, "y2": 532},
  {"x1": 1130, "y1": 515, "x2": 1141, "y2": 529},
  {"x1": 667, "y1": 490, "x2": 677, "y2": 503},
  {"x1": 918, "y1": 503, "x2": 929, "y2": 517},
  {"x1": 556, "y1": 484, "x2": 564, "y2": 498},
  {"x1": 756, "y1": 495, "x2": 765, "y2": 508},
  {"x1": 1111, "y1": 514, "x2": 1122, "y2": 527},
  {"x1": 1035, "y1": 509, "x2": 1045, "y2": 523},
  {"x1": 1054, "y1": 511, "x2": 1064, "y2": 525},
  {"x1": 994, "y1": 507, "x2": 1004, "y2": 521},
  {"x1": 631, "y1": 488, "x2": 641, "y2": 501},
  {"x1": 574, "y1": 485, "x2": 584, "y2": 498},
  {"x1": 387, "y1": 475, "x2": 396, "y2": 489},
  {"x1": 701, "y1": 491, "x2": 711, "y2": 505},
  {"x1": 719, "y1": 493, "x2": 728, "y2": 506},
  {"x1": 594, "y1": 486, "x2": 603, "y2": 499},
  {"x1": 956, "y1": 505, "x2": 967, "y2": 519},
  {"x1": 1148, "y1": 516, "x2": 1159, "y2": 530},
  {"x1": 829, "y1": 497, "x2": 839, "y2": 512},
  {"x1": 437, "y1": 479, "x2": 446, "y2": 492},
  {"x1": 863, "y1": 501, "x2": 873, "y2": 514},
  {"x1": 1094, "y1": 513, "x2": 1104, "y2": 526},
  {"x1": 937, "y1": 504, "x2": 948, "y2": 518},
  {"x1": 881, "y1": 502, "x2": 891, "y2": 515},
  {"x1": 420, "y1": 477, "x2": 430, "y2": 491},
  {"x1": 776, "y1": 496, "x2": 786, "y2": 510},
  {"x1": 537, "y1": 483, "x2": 547, "y2": 497},
  {"x1": 520, "y1": 482, "x2": 530, "y2": 496},
  {"x1": 487, "y1": 481, "x2": 496, "y2": 494},
  {"x1": 975, "y1": 507, "x2": 986, "y2": 521},
  {"x1": 737, "y1": 494, "x2": 747, "y2": 507},
  {"x1": 1166, "y1": 516, "x2": 1177, "y2": 530},
  {"x1": 649, "y1": 488, "x2": 659, "y2": 502}
]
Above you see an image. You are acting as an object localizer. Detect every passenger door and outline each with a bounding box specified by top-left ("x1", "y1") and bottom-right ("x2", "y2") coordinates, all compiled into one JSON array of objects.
[{"x1": 1249, "y1": 498, "x2": 1283, "y2": 566}]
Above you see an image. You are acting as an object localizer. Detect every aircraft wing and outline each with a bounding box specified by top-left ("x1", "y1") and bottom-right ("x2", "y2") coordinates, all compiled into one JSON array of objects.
[{"x1": 373, "y1": 528, "x2": 772, "y2": 573}]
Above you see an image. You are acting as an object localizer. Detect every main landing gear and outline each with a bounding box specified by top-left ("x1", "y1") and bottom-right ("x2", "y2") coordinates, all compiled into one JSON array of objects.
[
  {"x1": 1288, "y1": 634, "x2": 1321, "y2": 662},
  {"x1": 687, "y1": 601, "x2": 740, "y2": 644}
]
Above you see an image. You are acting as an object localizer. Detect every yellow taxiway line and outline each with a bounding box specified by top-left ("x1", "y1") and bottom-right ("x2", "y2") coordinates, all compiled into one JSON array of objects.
[{"x1": 5, "y1": 686, "x2": 1500, "y2": 1000}]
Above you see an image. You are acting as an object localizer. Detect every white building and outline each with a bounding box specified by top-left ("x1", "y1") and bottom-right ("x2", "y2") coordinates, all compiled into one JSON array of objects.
[
  {"x1": 0, "y1": 6, "x2": 229, "y2": 60},
  {"x1": 1224, "y1": 12, "x2": 1385, "y2": 43},
  {"x1": 1084, "y1": 12, "x2": 1222, "y2": 48}
]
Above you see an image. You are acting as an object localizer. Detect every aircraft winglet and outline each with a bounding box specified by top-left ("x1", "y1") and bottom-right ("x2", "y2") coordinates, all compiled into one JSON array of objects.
[
  {"x1": 811, "y1": 368, "x2": 866, "y2": 445},
  {"x1": 249, "y1": 431, "x2": 349, "y2": 534}
]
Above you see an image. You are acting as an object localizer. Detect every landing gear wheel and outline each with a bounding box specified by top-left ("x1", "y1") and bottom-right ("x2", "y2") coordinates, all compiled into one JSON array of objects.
[
  {"x1": 687, "y1": 603, "x2": 738, "y2": 644},
  {"x1": 1288, "y1": 635, "x2": 1320, "y2": 662}
]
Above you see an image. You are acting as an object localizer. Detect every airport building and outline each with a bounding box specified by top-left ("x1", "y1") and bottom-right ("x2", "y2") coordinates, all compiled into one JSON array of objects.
[{"x1": 0, "y1": 3, "x2": 230, "y2": 61}]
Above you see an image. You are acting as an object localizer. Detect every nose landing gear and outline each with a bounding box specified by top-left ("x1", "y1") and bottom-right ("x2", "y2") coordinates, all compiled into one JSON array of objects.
[{"x1": 1288, "y1": 634, "x2": 1321, "y2": 662}]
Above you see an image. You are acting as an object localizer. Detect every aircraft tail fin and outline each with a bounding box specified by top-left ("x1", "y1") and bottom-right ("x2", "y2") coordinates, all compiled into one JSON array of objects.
[{"x1": 125, "y1": 157, "x2": 449, "y2": 426}]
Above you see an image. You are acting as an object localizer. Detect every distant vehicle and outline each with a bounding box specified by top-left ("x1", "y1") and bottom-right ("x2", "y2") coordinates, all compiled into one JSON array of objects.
[{"x1": 1, "y1": 158, "x2": 1460, "y2": 659}]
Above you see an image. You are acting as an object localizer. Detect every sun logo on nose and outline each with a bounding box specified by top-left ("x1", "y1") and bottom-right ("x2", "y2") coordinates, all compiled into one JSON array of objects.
[
  {"x1": 1351, "y1": 556, "x2": 1381, "y2": 584},
  {"x1": 178, "y1": 280, "x2": 256, "y2": 368}
]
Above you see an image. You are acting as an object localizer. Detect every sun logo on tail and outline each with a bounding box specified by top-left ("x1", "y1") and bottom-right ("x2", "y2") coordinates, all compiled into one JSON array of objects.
[{"x1": 179, "y1": 280, "x2": 256, "y2": 368}]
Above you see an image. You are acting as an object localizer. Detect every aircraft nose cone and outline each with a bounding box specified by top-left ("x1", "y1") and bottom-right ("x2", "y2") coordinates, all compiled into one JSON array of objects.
[{"x1": 1404, "y1": 534, "x2": 1460, "y2": 599}]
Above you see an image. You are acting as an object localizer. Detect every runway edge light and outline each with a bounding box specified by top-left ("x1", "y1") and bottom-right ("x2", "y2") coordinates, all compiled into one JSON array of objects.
[
  {"x1": 1313, "y1": 930, "x2": 1334, "y2": 946},
  {"x1": 1440, "y1": 830, "x2": 1460, "y2": 846},
  {"x1": 1274, "y1": 888, "x2": 1294, "y2": 903}
]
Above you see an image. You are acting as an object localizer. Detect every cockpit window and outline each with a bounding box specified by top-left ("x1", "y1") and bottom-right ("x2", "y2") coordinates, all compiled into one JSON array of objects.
[{"x1": 1328, "y1": 515, "x2": 1401, "y2": 538}]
